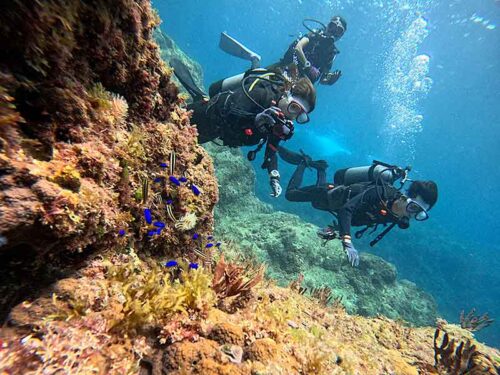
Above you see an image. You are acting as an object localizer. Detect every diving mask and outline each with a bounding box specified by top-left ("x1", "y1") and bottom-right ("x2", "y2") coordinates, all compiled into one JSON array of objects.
[
  {"x1": 286, "y1": 95, "x2": 310, "y2": 124},
  {"x1": 327, "y1": 17, "x2": 345, "y2": 40},
  {"x1": 405, "y1": 198, "x2": 429, "y2": 221}
]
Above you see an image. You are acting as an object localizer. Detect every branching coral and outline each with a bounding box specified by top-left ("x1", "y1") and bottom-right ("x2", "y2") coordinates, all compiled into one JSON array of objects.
[
  {"x1": 433, "y1": 329, "x2": 498, "y2": 374},
  {"x1": 460, "y1": 308, "x2": 494, "y2": 332}
]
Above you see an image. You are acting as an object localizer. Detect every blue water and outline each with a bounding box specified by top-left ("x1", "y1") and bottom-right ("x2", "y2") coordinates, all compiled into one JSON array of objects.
[{"x1": 156, "y1": 0, "x2": 500, "y2": 346}]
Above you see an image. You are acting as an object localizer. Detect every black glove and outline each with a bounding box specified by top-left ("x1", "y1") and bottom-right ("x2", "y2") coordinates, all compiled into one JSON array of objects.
[
  {"x1": 317, "y1": 226, "x2": 338, "y2": 241},
  {"x1": 255, "y1": 106, "x2": 285, "y2": 134},
  {"x1": 320, "y1": 70, "x2": 342, "y2": 85}
]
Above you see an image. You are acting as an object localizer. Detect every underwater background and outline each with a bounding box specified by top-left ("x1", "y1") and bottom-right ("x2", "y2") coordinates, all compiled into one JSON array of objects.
[{"x1": 157, "y1": 0, "x2": 500, "y2": 347}]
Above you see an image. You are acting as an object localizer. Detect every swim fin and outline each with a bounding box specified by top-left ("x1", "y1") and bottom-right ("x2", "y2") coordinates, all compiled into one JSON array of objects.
[
  {"x1": 170, "y1": 58, "x2": 208, "y2": 102},
  {"x1": 219, "y1": 32, "x2": 261, "y2": 69}
]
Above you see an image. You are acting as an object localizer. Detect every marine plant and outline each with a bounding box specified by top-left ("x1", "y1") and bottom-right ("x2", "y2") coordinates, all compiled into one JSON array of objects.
[
  {"x1": 212, "y1": 255, "x2": 265, "y2": 300},
  {"x1": 460, "y1": 308, "x2": 494, "y2": 332},
  {"x1": 102, "y1": 255, "x2": 215, "y2": 333}
]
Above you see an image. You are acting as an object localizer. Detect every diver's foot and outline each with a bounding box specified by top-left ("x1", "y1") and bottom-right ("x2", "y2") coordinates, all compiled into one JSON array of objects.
[{"x1": 309, "y1": 159, "x2": 329, "y2": 170}]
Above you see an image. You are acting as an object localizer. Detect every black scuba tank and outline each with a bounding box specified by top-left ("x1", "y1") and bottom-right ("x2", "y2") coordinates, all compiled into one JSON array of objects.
[{"x1": 334, "y1": 163, "x2": 397, "y2": 186}]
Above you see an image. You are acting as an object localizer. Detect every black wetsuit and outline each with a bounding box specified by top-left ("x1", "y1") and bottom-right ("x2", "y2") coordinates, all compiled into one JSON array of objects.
[
  {"x1": 285, "y1": 158, "x2": 403, "y2": 237},
  {"x1": 188, "y1": 79, "x2": 288, "y2": 173},
  {"x1": 278, "y1": 31, "x2": 339, "y2": 83}
]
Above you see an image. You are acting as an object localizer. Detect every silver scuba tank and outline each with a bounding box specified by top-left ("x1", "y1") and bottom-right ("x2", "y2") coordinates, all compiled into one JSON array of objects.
[{"x1": 334, "y1": 164, "x2": 397, "y2": 186}]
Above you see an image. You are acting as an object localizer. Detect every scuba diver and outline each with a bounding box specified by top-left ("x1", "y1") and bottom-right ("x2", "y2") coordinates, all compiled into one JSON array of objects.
[
  {"x1": 170, "y1": 56, "x2": 316, "y2": 198},
  {"x1": 277, "y1": 147, "x2": 438, "y2": 267},
  {"x1": 270, "y1": 16, "x2": 347, "y2": 85}
]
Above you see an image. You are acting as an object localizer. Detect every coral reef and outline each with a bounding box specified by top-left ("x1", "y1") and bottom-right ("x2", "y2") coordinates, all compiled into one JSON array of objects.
[
  {"x1": 2, "y1": 254, "x2": 498, "y2": 374},
  {"x1": 0, "y1": 0, "x2": 218, "y2": 318},
  {"x1": 0, "y1": 4, "x2": 499, "y2": 375}
]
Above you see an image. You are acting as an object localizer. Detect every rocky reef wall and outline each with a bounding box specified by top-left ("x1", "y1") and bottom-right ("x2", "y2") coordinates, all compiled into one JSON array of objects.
[{"x1": 0, "y1": 0, "x2": 218, "y2": 319}]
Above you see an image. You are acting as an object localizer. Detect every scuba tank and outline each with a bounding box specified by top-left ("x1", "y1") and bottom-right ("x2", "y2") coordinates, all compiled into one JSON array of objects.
[{"x1": 334, "y1": 160, "x2": 410, "y2": 187}]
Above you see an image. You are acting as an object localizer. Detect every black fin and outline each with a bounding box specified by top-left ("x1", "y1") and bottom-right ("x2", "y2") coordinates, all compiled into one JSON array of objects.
[{"x1": 170, "y1": 58, "x2": 207, "y2": 101}]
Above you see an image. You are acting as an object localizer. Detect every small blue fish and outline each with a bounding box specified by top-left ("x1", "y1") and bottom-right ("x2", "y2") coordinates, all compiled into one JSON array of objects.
[
  {"x1": 165, "y1": 260, "x2": 178, "y2": 267},
  {"x1": 144, "y1": 208, "x2": 153, "y2": 224},
  {"x1": 166, "y1": 199, "x2": 173, "y2": 205},
  {"x1": 192, "y1": 233, "x2": 199, "y2": 240},
  {"x1": 156, "y1": 228, "x2": 162, "y2": 235},
  {"x1": 189, "y1": 263, "x2": 199, "y2": 269},
  {"x1": 154, "y1": 221, "x2": 165, "y2": 228},
  {"x1": 207, "y1": 235, "x2": 213, "y2": 240},
  {"x1": 205, "y1": 243, "x2": 214, "y2": 248},
  {"x1": 180, "y1": 176, "x2": 188, "y2": 183},
  {"x1": 169, "y1": 176, "x2": 181, "y2": 186},
  {"x1": 118, "y1": 229, "x2": 126, "y2": 237},
  {"x1": 215, "y1": 242, "x2": 222, "y2": 247},
  {"x1": 160, "y1": 162, "x2": 168, "y2": 168},
  {"x1": 191, "y1": 184, "x2": 201, "y2": 196},
  {"x1": 153, "y1": 177, "x2": 164, "y2": 183},
  {"x1": 147, "y1": 230, "x2": 156, "y2": 237}
]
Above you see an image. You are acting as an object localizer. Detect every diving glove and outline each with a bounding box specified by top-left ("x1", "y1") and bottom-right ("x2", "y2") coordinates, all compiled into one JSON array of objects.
[
  {"x1": 320, "y1": 70, "x2": 342, "y2": 85},
  {"x1": 269, "y1": 170, "x2": 282, "y2": 198},
  {"x1": 255, "y1": 106, "x2": 285, "y2": 134},
  {"x1": 342, "y1": 236, "x2": 359, "y2": 267}
]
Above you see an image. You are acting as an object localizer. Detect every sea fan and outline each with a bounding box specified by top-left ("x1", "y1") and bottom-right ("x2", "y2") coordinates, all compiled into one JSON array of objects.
[{"x1": 174, "y1": 212, "x2": 197, "y2": 231}]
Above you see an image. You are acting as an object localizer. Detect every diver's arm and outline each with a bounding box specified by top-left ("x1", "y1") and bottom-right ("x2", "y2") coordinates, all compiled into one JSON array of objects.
[
  {"x1": 262, "y1": 140, "x2": 279, "y2": 173},
  {"x1": 338, "y1": 192, "x2": 364, "y2": 238},
  {"x1": 294, "y1": 37, "x2": 310, "y2": 67},
  {"x1": 262, "y1": 136, "x2": 282, "y2": 197}
]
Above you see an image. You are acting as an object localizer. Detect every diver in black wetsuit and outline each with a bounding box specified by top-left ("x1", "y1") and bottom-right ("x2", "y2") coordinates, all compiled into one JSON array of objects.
[
  {"x1": 278, "y1": 147, "x2": 438, "y2": 267},
  {"x1": 171, "y1": 58, "x2": 316, "y2": 198},
  {"x1": 270, "y1": 16, "x2": 347, "y2": 85}
]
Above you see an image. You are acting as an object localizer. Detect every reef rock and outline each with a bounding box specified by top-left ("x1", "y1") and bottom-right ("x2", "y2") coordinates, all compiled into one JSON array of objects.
[{"x1": 0, "y1": 0, "x2": 218, "y2": 319}]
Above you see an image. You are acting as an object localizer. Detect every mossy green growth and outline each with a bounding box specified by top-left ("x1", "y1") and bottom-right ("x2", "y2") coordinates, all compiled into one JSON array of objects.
[
  {"x1": 106, "y1": 257, "x2": 216, "y2": 332},
  {"x1": 88, "y1": 82, "x2": 112, "y2": 110},
  {"x1": 49, "y1": 165, "x2": 81, "y2": 192}
]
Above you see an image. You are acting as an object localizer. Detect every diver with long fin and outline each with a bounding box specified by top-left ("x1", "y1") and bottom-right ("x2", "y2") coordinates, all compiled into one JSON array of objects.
[
  {"x1": 171, "y1": 33, "x2": 316, "y2": 198},
  {"x1": 269, "y1": 16, "x2": 347, "y2": 85},
  {"x1": 278, "y1": 147, "x2": 438, "y2": 267}
]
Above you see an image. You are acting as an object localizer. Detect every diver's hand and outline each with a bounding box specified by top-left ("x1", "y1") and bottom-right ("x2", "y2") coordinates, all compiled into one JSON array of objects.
[
  {"x1": 320, "y1": 70, "x2": 342, "y2": 85},
  {"x1": 308, "y1": 65, "x2": 321, "y2": 81},
  {"x1": 255, "y1": 106, "x2": 284, "y2": 134},
  {"x1": 269, "y1": 170, "x2": 282, "y2": 197},
  {"x1": 342, "y1": 236, "x2": 359, "y2": 267}
]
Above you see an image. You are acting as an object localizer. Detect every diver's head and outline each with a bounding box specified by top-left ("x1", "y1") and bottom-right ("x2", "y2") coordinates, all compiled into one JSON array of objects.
[
  {"x1": 391, "y1": 180, "x2": 438, "y2": 221},
  {"x1": 326, "y1": 16, "x2": 347, "y2": 41},
  {"x1": 278, "y1": 77, "x2": 316, "y2": 124}
]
